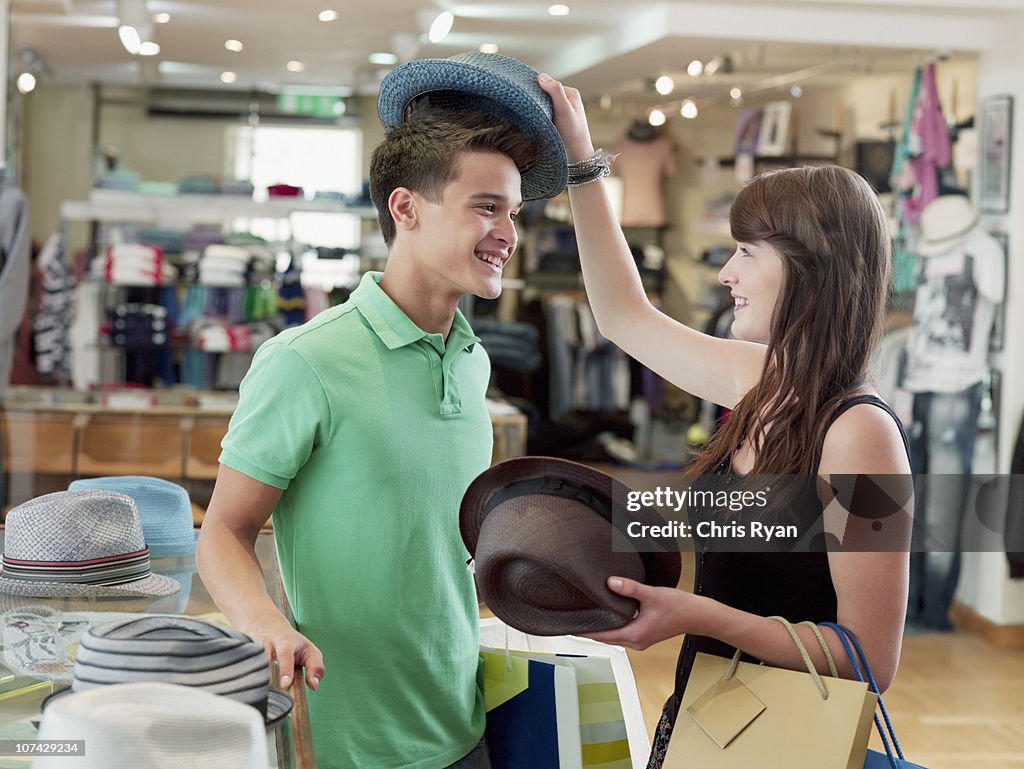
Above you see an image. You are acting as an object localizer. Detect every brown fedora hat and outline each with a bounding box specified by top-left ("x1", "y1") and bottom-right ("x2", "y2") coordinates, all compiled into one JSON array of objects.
[{"x1": 460, "y1": 457, "x2": 681, "y2": 636}]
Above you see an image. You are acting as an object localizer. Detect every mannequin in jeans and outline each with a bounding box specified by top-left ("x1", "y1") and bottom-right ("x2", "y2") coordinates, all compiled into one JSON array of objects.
[{"x1": 902, "y1": 194, "x2": 1005, "y2": 631}]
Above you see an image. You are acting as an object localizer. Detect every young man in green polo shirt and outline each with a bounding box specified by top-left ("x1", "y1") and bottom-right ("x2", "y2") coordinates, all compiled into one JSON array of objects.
[{"x1": 196, "y1": 108, "x2": 538, "y2": 769}]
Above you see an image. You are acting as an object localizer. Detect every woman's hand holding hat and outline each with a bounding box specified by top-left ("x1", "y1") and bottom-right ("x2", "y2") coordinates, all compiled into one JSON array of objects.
[
  {"x1": 580, "y1": 577, "x2": 703, "y2": 651},
  {"x1": 537, "y1": 73, "x2": 596, "y2": 163}
]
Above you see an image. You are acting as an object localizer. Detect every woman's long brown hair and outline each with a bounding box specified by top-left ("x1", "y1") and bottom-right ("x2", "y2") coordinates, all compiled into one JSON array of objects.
[{"x1": 687, "y1": 165, "x2": 893, "y2": 479}]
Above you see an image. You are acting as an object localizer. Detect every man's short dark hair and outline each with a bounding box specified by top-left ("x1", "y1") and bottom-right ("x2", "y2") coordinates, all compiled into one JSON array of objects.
[{"x1": 369, "y1": 108, "x2": 539, "y2": 247}]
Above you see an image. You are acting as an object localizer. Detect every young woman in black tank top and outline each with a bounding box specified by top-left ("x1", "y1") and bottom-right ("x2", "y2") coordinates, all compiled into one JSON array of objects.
[{"x1": 538, "y1": 74, "x2": 914, "y2": 768}]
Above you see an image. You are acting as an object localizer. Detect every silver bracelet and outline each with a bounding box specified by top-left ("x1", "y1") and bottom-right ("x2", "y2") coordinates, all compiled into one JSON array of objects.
[{"x1": 566, "y1": 149, "x2": 619, "y2": 187}]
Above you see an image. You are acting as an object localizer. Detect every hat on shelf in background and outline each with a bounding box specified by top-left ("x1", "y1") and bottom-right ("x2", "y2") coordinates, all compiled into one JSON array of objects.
[
  {"x1": 68, "y1": 476, "x2": 198, "y2": 557},
  {"x1": 42, "y1": 615, "x2": 293, "y2": 729},
  {"x1": 0, "y1": 490, "x2": 181, "y2": 599},
  {"x1": 377, "y1": 51, "x2": 567, "y2": 200},
  {"x1": 35, "y1": 682, "x2": 269, "y2": 769},
  {"x1": 917, "y1": 194, "x2": 981, "y2": 256},
  {"x1": 460, "y1": 456, "x2": 681, "y2": 636}
]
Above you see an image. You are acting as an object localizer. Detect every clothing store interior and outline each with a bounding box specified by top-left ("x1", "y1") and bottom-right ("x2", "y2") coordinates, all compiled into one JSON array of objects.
[{"x1": 1, "y1": 1, "x2": 1024, "y2": 768}]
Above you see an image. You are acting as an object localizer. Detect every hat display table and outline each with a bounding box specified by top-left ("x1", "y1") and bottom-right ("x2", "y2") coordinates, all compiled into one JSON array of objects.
[{"x1": 0, "y1": 531, "x2": 314, "y2": 769}]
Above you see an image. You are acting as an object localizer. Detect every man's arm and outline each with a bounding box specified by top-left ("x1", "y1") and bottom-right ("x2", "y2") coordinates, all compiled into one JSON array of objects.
[{"x1": 197, "y1": 463, "x2": 325, "y2": 690}]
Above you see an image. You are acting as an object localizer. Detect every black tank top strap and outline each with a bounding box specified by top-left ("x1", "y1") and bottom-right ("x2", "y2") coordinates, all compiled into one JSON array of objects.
[{"x1": 825, "y1": 394, "x2": 911, "y2": 462}]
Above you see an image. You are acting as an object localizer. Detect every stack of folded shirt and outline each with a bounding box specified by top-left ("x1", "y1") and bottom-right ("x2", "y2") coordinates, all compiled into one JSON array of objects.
[
  {"x1": 196, "y1": 323, "x2": 252, "y2": 352},
  {"x1": 101, "y1": 244, "x2": 176, "y2": 285},
  {"x1": 198, "y1": 244, "x2": 251, "y2": 286}
]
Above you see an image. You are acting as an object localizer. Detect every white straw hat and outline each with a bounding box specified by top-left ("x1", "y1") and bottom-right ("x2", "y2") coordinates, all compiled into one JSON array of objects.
[
  {"x1": 917, "y1": 194, "x2": 980, "y2": 256},
  {"x1": 35, "y1": 682, "x2": 269, "y2": 769},
  {"x1": 0, "y1": 490, "x2": 180, "y2": 598}
]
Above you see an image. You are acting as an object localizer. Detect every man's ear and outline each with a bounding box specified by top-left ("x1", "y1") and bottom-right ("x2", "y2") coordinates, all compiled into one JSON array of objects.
[{"x1": 388, "y1": 187, "x2": 418, "y2": 233}]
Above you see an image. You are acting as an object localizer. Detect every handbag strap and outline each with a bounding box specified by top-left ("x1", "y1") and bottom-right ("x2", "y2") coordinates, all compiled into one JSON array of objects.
[
  {"x1": 724, "y1": 616, "x2": 830, "y2": 700},
  {"x1": 819, "y1": 622, "x2": 906, "y2": 767}
]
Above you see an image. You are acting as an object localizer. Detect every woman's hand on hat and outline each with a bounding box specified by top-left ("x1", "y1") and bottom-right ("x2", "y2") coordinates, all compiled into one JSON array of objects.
[
  {"x1": 537, "y1": 73, "x2": 597, "y2": 163},
  {"x1": 580, "y1": 576, "x2": 694, "y2": 651}
]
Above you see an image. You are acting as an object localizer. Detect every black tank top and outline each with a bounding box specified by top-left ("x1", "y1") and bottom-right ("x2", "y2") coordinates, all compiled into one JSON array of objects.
[{"x1": 665, "y1": 395, "x2": 910, "y2": 723}]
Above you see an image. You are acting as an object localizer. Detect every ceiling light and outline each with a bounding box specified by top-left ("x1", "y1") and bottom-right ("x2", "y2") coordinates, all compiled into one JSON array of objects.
[
  {"x1": 680, "y1": 99, "x2": 698, "y2": 119},
  {"x1": 790, "y1": 85, "x2": 803, "y2": 98},
  {"x1": 648, "y1": 109, "x2": 666, "y2": 127},
  {"x1": 118, "y1": 25, "x2": 141, "y2": 55},
  {"x1": 287, "y1": 60, "x2": 305, "y2": 73},
  {"x1": 318, "y1": 9, "x2": 338, "y2": 22},
  {"x1": 704, "y1": 57, "x2": 721, "y2": 76},
  {"x1": 428, "y1": 11, "x2": 454, "y2": 43},
  {"x1": 225, "y1": 39, "x2": 244, "y2": 52},
  {"x1": 548, "y1": 4, "x2": 570, "y2": 15},
  {"x1": 686, "y1": 60, "x2": 703, "y2": 77},
  {"x1": 655, "y1": 76, "x2": 674, "y2": 96},
  {"x1": 599, "y1": 94, "x2": 612, "y2": 110},
  {"x1": 220, "y1": 71, "x2": 237, "y2": 84},
  {"x1": 154, "y1": 12, "x2": 170, "y2": 23},
  {"x1": 730, "y1": 87, "x2": 742, "y2": 100},
  {"x1": 16, "y1": 72, "x2": 36, "y2": 95},
  {"x1": 138, "y1": 41, "x2": 160, "y2": 56},
  {"x1": 369, "y1": 52, "x2": 398, "y2": 65},
  {"x1": 479, "y1": 43, "x2": 499, "y2": 54}
]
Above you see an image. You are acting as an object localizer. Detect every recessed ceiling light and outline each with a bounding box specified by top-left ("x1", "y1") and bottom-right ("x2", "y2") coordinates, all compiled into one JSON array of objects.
[
  {"x1": 680, "y1": 99, "x2": 698, "y2": 119},
  {"x1": 220, "y1": 71, "x2": 237, "y2": 84},
  {"x1": 154, "y1": 12, "x2": 170, "y2": 24},
  {"x1": 318, "y1": 9, "x2": 339, "y2": 22},
  {"x1": 730, "y1": 87, "x2": 742, "y2": 100},
  {"x1": 225, "y1": 39, "x2": 244, "y2": 52},
  {"x1": 138, "y1": 41, "x2": 161, "y2": 56},
  {"x1": 428, "y1": 11, "x2": 454, "y2": 43},
  {"x1": 599, "y1": 94, "x2": 612, "y2": 110},
  {"x1": 687, "y1": 60, "x2": 703, "y2": 77},
  {"x1": 790, "y1": 85, "x2": 803, "y2": 98},
  {"x1": 368, "y1": 52, "x2": 398, "y2": 65},
  {"x1": 655, "y1": 76, "x2": 674, "y2": 96},
  {"x1": 287, "y1": 60, "x2": 305, "y2": 73},
  {"x1": 16, "y1": 72, "x2": 36, "y2": 94},
  {"x1": 648, "y1": 109, "x2": 666, "y2": 127},
  {"x1": 479, "y1": 43, "x2": 499, "y2": 54},
  {"x1": 118, "y1": 25, "x2": 141, "y2": 55},
  {"x1": 548, "y1": 4, "x2": 570, "y2": 16}
]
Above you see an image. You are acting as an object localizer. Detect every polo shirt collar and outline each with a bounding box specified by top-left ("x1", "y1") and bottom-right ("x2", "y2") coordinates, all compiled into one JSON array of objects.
[{"x1": 352, "y1": 271, "x2": 479, "y2": 353}]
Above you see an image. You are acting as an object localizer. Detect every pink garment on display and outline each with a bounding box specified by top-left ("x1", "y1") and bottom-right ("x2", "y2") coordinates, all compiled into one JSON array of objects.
[
  {"x1": 609, "y1": 135, "x2": 676, "y2": 227},
  {"x1": 907, "y1": 62, "x2": 952, "y2": 223}
]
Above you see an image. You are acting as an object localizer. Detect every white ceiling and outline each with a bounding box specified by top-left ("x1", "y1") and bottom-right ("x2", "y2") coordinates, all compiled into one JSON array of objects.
[{"x1": 9, "y1": 0, "x2": 1021, "y2": 107}]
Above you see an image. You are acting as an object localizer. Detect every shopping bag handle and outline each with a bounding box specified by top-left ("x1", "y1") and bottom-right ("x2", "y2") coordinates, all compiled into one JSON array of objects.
[
  {"x1": 723, "y1": 616, "x2": 834, "y2": 700},
  {"x1": 819, "y1": 622, "x2": 906, "y2": 768}
]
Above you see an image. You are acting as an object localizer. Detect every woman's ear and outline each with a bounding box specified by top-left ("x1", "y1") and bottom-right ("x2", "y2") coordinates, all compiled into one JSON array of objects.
[{"x1": 388, "y1": 187, "x2": 418, "y2": 233}]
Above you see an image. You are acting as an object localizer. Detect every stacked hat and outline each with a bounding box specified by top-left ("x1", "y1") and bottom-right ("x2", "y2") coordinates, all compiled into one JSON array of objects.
[
  {"x1": 68, "y1": 476, "x2": 198, "y2": 557},
  {"x1": 44, "y1": 615, "x2": 293, "y2": 728},
  {"x1": 460, "y1": 457, "x2": 681, "y2": 635},
  {"x1": 199, "y1": 244, "x2": 251, "y2": 286},
  {"x1": 36, "y1": 682, "x2": 269, "y2": 769},
  {"x1": 377, "y1": 51, "x2": 567, "y2": 200},
  {"x1": 0, "y1": 490, "x2": 180, "y2": 598}
]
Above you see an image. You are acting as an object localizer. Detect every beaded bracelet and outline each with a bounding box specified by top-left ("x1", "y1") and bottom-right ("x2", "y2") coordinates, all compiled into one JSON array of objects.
[{"x1": 566, "y1": 148, "x2": 619, "y2": 187}]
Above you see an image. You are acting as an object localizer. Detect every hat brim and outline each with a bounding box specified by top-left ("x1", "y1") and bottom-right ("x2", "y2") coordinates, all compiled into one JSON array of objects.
[
  {"x1": 0, "y1": 572, "x2": 180, "y2": 599},
  {"x1": 460, "y1": 456, "x2": 681, "y2": 591},
  {"x1": 42, "y1": 686, "x2": 293, "y2": 730},
  {"x1": 147, "y1": 530, "x2": 200, "y2": 558},
  {"x1": 917, "y1": 215, "x2": 980, "y2": 256},
  {"x1": 378, "y1": 58, "x2": 567, "y2": 200}
]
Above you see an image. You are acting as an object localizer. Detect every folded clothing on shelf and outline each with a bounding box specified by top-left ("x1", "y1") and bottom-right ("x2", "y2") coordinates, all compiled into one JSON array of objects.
[{"x1": 108, "y1": 303, "x2": 170, "y2": 348}]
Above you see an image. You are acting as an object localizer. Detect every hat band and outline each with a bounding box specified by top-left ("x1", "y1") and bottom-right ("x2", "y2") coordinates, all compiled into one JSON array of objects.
[
  {"x1": 2, "y1": 547, "x2": 153, "y2": 586},
  {"x1": 481, "y1": 476, "x2": 662, "y2": 575}
]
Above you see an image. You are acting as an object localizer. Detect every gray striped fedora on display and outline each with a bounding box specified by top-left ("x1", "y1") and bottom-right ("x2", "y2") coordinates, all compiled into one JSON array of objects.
[
  {"x1": 377, "y1": 51, "x2": 567, "y2": 200},
  {"x1": 43, "y1": 615, "x2": 293, "y2": 728},
  {"x1": 0, "y1": 490, "x2": 180, "y2": 598}
]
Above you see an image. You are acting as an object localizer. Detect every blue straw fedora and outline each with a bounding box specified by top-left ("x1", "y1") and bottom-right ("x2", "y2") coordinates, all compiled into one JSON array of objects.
[
  {"x1": 377, "y1": 51, "x2": 567, "y2": 200},
  {"x1": 69, "y1": 476, "x2": 198, "y2": 557}
]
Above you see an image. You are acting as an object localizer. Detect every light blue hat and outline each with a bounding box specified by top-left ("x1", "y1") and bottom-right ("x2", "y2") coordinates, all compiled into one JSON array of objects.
[{"x1": 68, "y1": 477, "x2": 198, "y2": 557}]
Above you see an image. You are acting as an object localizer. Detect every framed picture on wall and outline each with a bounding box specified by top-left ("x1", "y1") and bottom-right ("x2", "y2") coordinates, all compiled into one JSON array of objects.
[
  {"x1": 756, "y1": 101, "x2": 792, "y2": 157},
  {"x1": 979, "y1": 95, "x2": 1013, "y2": 213},
  {"x1": 989, "y1": 230, "x2": 1009, "y2": 352}
]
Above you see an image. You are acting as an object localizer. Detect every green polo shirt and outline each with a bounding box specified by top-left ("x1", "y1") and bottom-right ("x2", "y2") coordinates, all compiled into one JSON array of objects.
[{"x1": 220, "y1": 271, "x2": 492, "y2": 769}]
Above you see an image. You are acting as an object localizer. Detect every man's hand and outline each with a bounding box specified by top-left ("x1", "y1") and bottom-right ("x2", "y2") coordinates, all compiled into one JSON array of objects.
[{"x1": 247, "y1": 612, "x2": 326, "y2": 690}]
